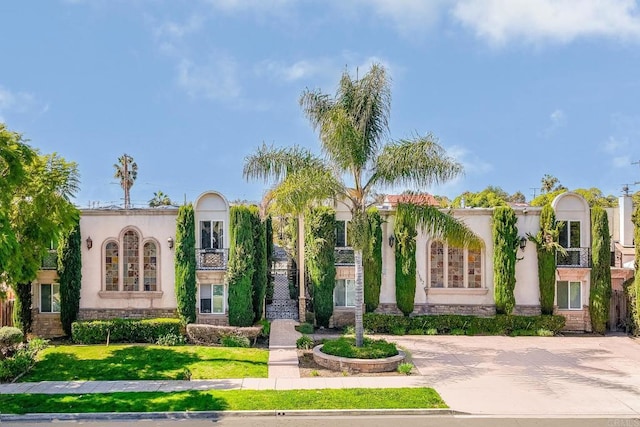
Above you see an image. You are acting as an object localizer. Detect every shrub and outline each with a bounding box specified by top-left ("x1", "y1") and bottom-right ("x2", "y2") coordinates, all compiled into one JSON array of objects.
[
  {"x1": 397, "y1": 363, "x2": 413, "y2": 375},
  {"x1": 390, "y1": 325, "x2": 407, "y2": 335},
  {"x1": 258, "y1": 319, "x2": 271, "y2": 338},
  {"x1": 221, "y1": 335, "x2": 250, "y2": 348},
  {"x1": 296, "y1": 335, "x2": 314, "y2": 350},
  {"x1": 186, "y1": 324, "x2": 262, "y2": 345},
  {"x1": 297, "y1": 323, "x2": 314, "y2": 334},
  {"x1": 537, "y1": 329, "x2": 554, "y2": 337},
  {"x1": 0, "y1": 338, "x2": 49, "y2": 382},
  {"x1": 156, "y1": 333, "x2": 187, "y2": 346},
  {"x1": 71, "y1": 318, "x2": 183, "y2": 344},
  {"x1": 321, "y1": 337, "x2": 398, "y2": 359},
  {"x1": 493, "y1": 206, "x2": 518, "y2": 315},
  {"x1": 0, "y1": 327, "x2": 24, "y2": 350}
]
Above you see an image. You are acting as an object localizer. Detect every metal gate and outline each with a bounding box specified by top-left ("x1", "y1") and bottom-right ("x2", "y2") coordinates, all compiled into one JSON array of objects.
[
  {"x1": 265, "y1": 266, "x2": 299, "y2": 320},
  {"x1": 609, "y1": 289, "x2": 629, "y2": 332}
]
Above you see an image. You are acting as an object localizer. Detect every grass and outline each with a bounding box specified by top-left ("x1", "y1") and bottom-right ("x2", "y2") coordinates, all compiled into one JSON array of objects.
[
  {"x1": 321, "y1": 337, "x2": 398, "y2": 359},
  {"x1": 0, "y1": 388, "x2": 447, "y2": 414},
  {"x1": 21, "y1": 344, "x2": 269, "y2": 381}
]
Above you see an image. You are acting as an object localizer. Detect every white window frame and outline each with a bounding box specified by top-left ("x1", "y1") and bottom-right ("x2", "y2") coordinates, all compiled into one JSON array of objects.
[
  {"x1": 334, "y1": 279, "x2": 355, "y2": 307},
  {"x1": 428, "y1": 241, "x2": 484, "y2": 289},
  {"x1": 199, "y1": 283, "x2": 226, "y2": 314},
  {"x1": 200, "y1": 220, "x2": 224, "y2": 250},
  {"x1": 40, "y1": 283, "x2": 60, "y2": 313},
  {"x1": 556, "y1": 280, "x2": 582, "y2": 310}
]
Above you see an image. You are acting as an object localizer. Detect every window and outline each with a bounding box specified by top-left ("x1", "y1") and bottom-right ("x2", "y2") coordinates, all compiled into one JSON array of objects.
[
  {"x1": 105, "y1": 242, "x2": 119, "y2": 291},
  {"x1": 200, "y1": 284, "x2": 225, "y2": 314},
  {"x1": 557, "y1": 281, "x2": 581, "y2": 310},
  {"x1": 103, "y1": 229, "x2": 160, "y2": 292},
  {"x1": 334, "y1": 279, "x2": 355, "y2": 307},
  {"x1": 335, "y1": 220, "x2": 351, "y2": 247},
  {"x1": 429, "y1": 241, "x2": 483, "y2": 289},
  {"x1": 558, "y1": 221, "x2": 581, "y2": 248},
  {"x1": 200, "y1": 221, "x2": 224, "y2": 249},
  {"x1": 41, "y1": 284, "x2": 60, "y2": 313}
]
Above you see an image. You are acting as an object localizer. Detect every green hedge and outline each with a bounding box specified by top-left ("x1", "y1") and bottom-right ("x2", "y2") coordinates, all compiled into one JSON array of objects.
[
  {"x1": 305, "y1": 206, "x2": 336, "y2": 327},
  {"x1": 394, "y1": 204, "x2": 417, "y2": 316},
  {"x1": 363, "y1": 313, "x2": 566, "y2": 336},
  {"x1": 493, "y1": 206, "x2": 518, "y2": 315},
  {"x1": 71, "y1": 318, "x2": 183, "y2": 344},
  {"x1": 364, "y1": 208, "x2": 383, "y2": 313}
]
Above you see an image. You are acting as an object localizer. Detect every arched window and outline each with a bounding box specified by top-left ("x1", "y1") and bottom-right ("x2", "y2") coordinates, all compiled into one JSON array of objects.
[
  {"x1": 102, "y1": 229, "x2": 160, "y2": 293},
  {"x1": 429, "y1": 241, "x2": 483, "y2": 289},
  {"x1": 143, "y1": 242, "x2": 157, "y2": 291},
  {"x1": 105, "y1": 242, "x2": 119, "y2": 291}
]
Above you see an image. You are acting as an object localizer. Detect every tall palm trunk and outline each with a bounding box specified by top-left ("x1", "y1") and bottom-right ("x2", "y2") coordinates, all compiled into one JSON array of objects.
[{"x1": 354, "y1": 249, "x2": 364, "y2": 347}]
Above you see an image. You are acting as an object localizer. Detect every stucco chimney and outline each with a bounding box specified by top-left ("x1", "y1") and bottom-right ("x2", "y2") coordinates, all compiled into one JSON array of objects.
[{"x1": 619, "y1": 194, "x2": 634, "y2": 247}]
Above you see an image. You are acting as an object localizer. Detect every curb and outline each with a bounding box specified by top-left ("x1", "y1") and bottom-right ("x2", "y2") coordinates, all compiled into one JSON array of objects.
[{"x1": 0, "y1": 408, "x2": 464, "y2": 422}]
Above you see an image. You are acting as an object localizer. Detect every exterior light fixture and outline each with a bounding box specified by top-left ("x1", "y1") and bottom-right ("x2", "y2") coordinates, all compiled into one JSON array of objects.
[
  {"x1": 86, "y1": 236, "x2": 93, "y2": 250},
  {"x1": 518, "y1": 236, "x2": 527, "y2": 251},
  {"x1": 168, "y1": 237, "x2": 174, "y2": 249},
  {"x1": 388, "y1": 234, "x2": 395, "y2": 248}
]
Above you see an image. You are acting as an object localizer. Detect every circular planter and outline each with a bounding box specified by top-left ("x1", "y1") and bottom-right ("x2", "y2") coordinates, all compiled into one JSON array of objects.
[{"x1": 312, "y1": 344, "x2": 406, "y2": 373}]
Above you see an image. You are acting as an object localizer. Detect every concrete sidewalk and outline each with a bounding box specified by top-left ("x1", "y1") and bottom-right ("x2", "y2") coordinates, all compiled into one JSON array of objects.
[{"x1": 268, "y1": 319, "x2": 301, "y2": 378}]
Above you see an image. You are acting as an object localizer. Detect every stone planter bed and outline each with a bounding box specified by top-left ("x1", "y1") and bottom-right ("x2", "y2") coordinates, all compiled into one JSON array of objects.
[{"x1": 311, "y1": 344, "x2": 407, "y2": 374}]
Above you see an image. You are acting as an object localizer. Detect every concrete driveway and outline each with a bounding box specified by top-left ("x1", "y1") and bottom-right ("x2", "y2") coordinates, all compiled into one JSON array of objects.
[{"x1": 386, "y1": 334, "x2": 640, "y2": 416}]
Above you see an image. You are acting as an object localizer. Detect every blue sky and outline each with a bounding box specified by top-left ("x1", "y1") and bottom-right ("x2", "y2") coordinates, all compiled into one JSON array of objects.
[{"x1": 2, "y1": 0, "x2": 640, "y2": 207}]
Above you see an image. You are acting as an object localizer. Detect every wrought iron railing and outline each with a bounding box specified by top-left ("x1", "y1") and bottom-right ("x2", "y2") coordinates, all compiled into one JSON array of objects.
[
  {"x1": 196, "y1": 248, "x2": 229, "y2": 270},
  {"x1": 335, "y1": 247, "x2": 355, "y2": 266},
  {"x1": 41, "y1": 249, "x2": 58, "y2": 270},
  {"x1": 556, "y1": 247, "x2": 591, "y2": 268}
]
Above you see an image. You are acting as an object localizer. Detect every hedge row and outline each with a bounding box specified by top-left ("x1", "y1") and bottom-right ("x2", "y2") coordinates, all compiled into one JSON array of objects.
[
  {"x1": 71, "y1": 318, "x2": 183, "y2": 344},
  {"x1": 363, "y1": 313, "x2": 566, "y2": 336}
]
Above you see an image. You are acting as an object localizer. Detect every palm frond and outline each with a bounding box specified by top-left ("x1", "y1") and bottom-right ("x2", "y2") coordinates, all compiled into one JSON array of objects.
[
  {"x1": 267, "y1": 167, "x2": 344, "y2": 215},
  {"x1": 397, "y1": 203, "x2": 483, "y2": 250},
  {"x1": 370, "y1": 134, "x2": 463, "y2": 190},
  {"x1": 242, "y1": 143, "x2": 325, "y2": 183}
]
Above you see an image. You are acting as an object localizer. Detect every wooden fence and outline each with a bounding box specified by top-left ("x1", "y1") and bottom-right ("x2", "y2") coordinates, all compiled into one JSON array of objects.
[{"x1": 0, "y1": 299, "x2": 14, "y2": 327}]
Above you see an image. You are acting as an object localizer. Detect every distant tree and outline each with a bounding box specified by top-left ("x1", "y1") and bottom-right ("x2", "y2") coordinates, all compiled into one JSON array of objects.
[
  {"x1": 452, "y1": 186, "x2": 509, "y2": 208},
  {"x1": 531, "y1": 187, "x2": 617, "y2": 208},
  {"x1": 148, "y1": 190, "x2": 173, "y2": 207},
  {"x1": 541, "y1": 174, "x2": 565, "y2": 194},
  {"x1": 508, "y1": 191, "x2": 526, "y2": 204},
  {"x1": 114, "y1": 154, "x2": 138, "y2": 209},
  {"x1": 175, "y1": 204, "x2": 196, "y2": 324},
  {"x1": 590, "y1": 206, "x2": 612, "y2": 334},
  {"x1": 58, "y1": 218, "x2": 82, "y2": 336},
  {"x1": 433, "y1": 195, "x2": 451, "y2": 208},
  {"x1": 492, "y1": 206, "x2": 518, "y2": 315}
]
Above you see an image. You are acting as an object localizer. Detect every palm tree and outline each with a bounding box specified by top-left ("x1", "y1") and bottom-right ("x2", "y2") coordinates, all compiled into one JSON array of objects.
[
  {"x1": 114, "y1": 154, "x2": 138, "y2": 209},
  {"x1": 149, "y1": 190, "x2": 172, "y2": 207},
  {"x1": 244, "y1": 64, "x2": 481, "y2": 346}
]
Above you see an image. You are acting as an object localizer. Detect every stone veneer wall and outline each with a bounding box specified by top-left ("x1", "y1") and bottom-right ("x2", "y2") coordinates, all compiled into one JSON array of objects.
[
  {"x1": 31, "y1": 309, "x2": 65, "y2": 338},
  {"x1": 555, "y1": 306, "x2": 592, "y2": 332},
  {"x1": 195, "y1": 314, "x2": 229, "y2": 326},
  {"x1": 376, "y1": 303, "x2": 497, "y2": 317},
  {"x1": 513, "y1": 305, "x2": 542, "y2": 316},
  {"x1": 78, "y1": 308, "x2": 177, "y2": 320}
]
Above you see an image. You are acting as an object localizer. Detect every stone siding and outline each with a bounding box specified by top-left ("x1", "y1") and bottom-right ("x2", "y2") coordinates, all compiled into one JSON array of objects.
[
  {"x1": 513, "y1": 305, "x2": 542, "y2": 316},
  {"x1": 555, "y1": 306, "x2": 592, "y2": 332},
  {"x1": 195, "y1": 314, "x2": 229, "y2": 326},
  {"x1": 78, "y1": 308, "x2": 177, "y2": 320},
  {"x1": 330, "y1": 308, "x2": 355, "y2": 328},
  {"x1": 31, "y1": 309, "x2": 65, "y2": 338}
]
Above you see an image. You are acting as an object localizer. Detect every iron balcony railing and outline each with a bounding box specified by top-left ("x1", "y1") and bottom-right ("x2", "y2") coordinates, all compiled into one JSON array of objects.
[
  {"x1": 335, "y1": 247, "x2": 355, "y2": 266},
  {"x1": 41, "y1": 249, "x2": 58, "y2": 270},
  {"x1": 196, "y1": 248, "x2": 229, "y2": 270},
  {"x1": 556, "y1": 247, "x2": 591, "y2": 268}
]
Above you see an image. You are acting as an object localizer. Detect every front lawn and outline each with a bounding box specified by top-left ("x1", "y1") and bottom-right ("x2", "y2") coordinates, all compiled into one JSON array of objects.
[
  {"x1": 1, "y1": 388, "x2": 447, "y2": 414},
  {"x1": 21, "y1": 344, "x2": 269, "y2": 381}
]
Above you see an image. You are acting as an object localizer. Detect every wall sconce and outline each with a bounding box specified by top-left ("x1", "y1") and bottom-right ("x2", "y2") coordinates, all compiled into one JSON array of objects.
[
  {"x1": 167, "y1": 237, "x2": 174, "y2": 249},
  {"x1": 388, "y1": 234, "x2": 395, "y2": 248},
  {"x1": 518, "y1": 236, "x2": 527, "y2": 251},
  {"x1": 86, "y1": 236, "x2": 93, "y2": 250}
]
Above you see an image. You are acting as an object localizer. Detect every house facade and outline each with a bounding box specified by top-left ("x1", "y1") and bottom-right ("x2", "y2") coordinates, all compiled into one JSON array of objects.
[{"x1": 29, "y1": 190, "x2": 636, "y2": 337}]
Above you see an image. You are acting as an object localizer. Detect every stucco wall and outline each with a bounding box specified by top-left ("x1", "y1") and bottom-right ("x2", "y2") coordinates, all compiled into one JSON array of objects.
[{"x1": 79, "y1": 209, "x2": 178, "y2": 312}]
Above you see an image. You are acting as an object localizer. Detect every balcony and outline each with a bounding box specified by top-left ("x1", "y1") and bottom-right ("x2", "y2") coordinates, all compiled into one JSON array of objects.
[
  {"x1": 335, "y1": 247, "x2": 354, "y2": 266},
  {"x1": 556, "y1": 247, "x2": 591, "y2": 268},
  {"x1": 41, "y1": 249, "x2": 58, "y2": 270},
  {"x1": 196, "y1": 248, "x2": 228, "y2": 270}
]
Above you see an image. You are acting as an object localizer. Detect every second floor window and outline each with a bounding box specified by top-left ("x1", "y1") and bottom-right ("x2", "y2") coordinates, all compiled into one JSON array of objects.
[
  {"x1": 103, "y1": 229, "x2": 159, "y2": 292},
  {"x1": 335, "y1": 220, "x2": 351, "y2": 247},
  {"x1": 200, "y1": 220, "x2": 224, "y2": 249},
  {"x1": 429, "y1": 241, "x2": 482, "y2": 289}
]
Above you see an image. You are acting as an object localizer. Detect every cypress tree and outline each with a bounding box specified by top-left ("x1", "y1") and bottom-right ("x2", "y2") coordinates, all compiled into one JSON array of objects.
[
  {"x1": 227, "y1": 206, "x2": 255, "y2": 326},
  {"x1": 395, "y1": 204, "x2": 417, "y2": 316},
  {"x1": 305, "y1": 206, "x2": 336, "y2": 327},
  {"x1": 633, "y1": 202, "x2": 640, "y2": 334},
  {"x1": 175, "y1": 204, "x2": 196, "y2": 324},
  {"x1": 250, "y1": 206, "x2": 268, "y2": 322},
  {"x1": 364, "y1": 208, "x2": 382, "y2": 312},
  {"x1": 58, "y1": 219, "x2": 82, "y2": 336},
  {"x1": 590, "y1": 206, "x2": 612, "y2": 334},
  {"x1": 12, "y1": 284, "x2": 32, "y2": 334},
  {"x1": 534, "y1": 204, "x2": 560, "y2": 314},
  {"x1": 493, "y1": 206, "x2": 518, "y2": 315},
  {"x1": 265, "y1": 215, "x2": 274, "y2": 302}
]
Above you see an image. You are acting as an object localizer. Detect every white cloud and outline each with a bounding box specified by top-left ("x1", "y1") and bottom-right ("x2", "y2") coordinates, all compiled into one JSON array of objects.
[
  {"x1": 154, "y1": 15, "x2": 204, "y2": 39},
  {"x1": 452, "y1": 0, "x2": 640, "y2": 46},
  {"x1": 447, "y1": 145, "x2": 493, "y2": 175},
  {"x1": 177, "y1": 57, "x2": 241, "y2": 102},
  {"x1": 258, "y1": 59, "x2": 328, "y2": 82},
  {"x1": 613, "y1": 155, "x2": 631, "y2": 168},
  {"x1": 357, "y1": 0, "x2": 450, "y2": 37},
  {"x1": 0, "y1": 85, "x2": 43, "y2": 121},
  {"x1": 203, "y1": 0, "x2": 294, "y2": 14},
  {"x1": 550, "y1": 109, "x2": 566, "y2": 127},
  {"x1": 604, "y1": 136, "x2": 629, "y2": 153}
]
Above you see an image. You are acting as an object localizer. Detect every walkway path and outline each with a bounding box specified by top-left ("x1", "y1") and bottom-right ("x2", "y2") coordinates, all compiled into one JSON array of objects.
[{"x1": 267, "y1": 319, "x2": 301, "y2": 378}]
